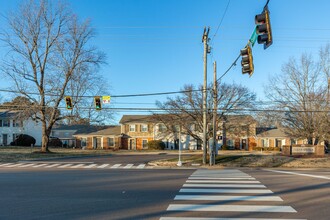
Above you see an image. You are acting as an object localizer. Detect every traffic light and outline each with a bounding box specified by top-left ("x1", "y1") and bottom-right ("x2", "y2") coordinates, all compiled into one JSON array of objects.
[
  {"x1": 240, "y1": 45, "x2": 254, "y2": 76},
  {"x1": 94, "y1": 96, "x2": 102, "y2": 110},
  {"x1": 255, "y1": 6, "x2": 272, "y2": 49},
  {"x1": 65, "y1": 96, "x2": 73, "y2": 110}
]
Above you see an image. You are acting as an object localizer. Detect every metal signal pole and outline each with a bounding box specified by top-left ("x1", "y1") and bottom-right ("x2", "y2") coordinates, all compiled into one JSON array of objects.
[{"x1": 202, "y1": 27, "x2": 210, "y2": 165}]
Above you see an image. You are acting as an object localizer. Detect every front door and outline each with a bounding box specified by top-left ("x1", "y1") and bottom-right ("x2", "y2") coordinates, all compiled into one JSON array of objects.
[
  {"x1": 3, "y1": 134, "x2": 8, "y2": 146},
  {"x1": 129, "y1": 139, "x2": 136, "y2": 150},
  {"x1": 242, "y1": 139, "x2": 247, "y2": 150}
]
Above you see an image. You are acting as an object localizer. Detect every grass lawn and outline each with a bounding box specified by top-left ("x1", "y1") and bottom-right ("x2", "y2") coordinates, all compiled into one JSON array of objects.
[{"x1": 0, "y1": 146, "x2": 114, "y2": 162}]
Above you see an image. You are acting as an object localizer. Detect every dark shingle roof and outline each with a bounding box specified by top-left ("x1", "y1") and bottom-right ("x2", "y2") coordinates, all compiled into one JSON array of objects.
[
  {"x1": 53, "y1": 124, "x2": 110, "y2": 135},
  {"x1": 81, "y1": 126, "x2": 121, "y2": 136},
  {"x1": 119, "y1": 115, "x2": 157, "y2": 124},
  {"x1": 256, "y1": 128, "x2": 288, "y2": 138}
]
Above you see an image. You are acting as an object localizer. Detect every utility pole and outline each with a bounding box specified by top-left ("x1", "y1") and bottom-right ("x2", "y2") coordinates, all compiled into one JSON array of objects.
[
  {"x1": 202, "y1": 27, "x2": 210, "y2": 165},
  {"x1": 211, "y1": 61, "x2": 218, "y2": 166}
]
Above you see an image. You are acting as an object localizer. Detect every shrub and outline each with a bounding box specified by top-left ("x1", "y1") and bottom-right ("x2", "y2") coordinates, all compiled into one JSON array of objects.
[
  {"x1": 147, "y1": 140, "x2": 165, "y2": 150},
  {"x1": 48, "y1": 137, "x2": 63, "y2": 147},
  {"x1": 10, "y1": 134, "x2": 36, "y2": 146}
]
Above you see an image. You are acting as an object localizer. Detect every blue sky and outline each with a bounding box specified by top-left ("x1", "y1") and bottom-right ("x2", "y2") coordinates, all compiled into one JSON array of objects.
[{"x1": 1, "y1": 0, "x2": 330, "y2": 122}]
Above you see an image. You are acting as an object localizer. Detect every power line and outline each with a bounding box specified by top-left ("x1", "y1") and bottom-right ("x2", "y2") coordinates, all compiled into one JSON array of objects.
[{"x1": 210, "y1": 0, "x2": 231, "y2": 43}]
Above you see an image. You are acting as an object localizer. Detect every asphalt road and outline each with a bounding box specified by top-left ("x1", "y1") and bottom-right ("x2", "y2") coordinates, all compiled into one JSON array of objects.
[{"x1": 0, "y1": 155, "x2": 329, "y2": 220}]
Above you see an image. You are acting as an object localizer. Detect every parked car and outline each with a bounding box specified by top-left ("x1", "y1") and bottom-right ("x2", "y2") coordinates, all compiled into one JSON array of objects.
[{"x1": 10, "y1": 134, "x2": 36, "y2": 146}]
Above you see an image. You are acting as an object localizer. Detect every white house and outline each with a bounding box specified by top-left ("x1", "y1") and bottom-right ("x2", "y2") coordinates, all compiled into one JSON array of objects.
[{"x1": 0, "y1": 110, "x2": 42, "y2": 146}]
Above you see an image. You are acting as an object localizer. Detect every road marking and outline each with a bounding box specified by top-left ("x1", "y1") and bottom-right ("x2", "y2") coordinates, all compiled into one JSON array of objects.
[
  {"x1": 111, "y1": 164, "x2": 121, "y2": 168},
  {"x1": 44, "y1": 164, "x2": 60, "y2": 168},
  {"x1": 264, "y1": 169, "x2": 330, "y2": 180},
  {"x1": 0, "y1": 163, "x2": 14, "y2": 167},
  {"x1": 160, "y1": 217, "x2": 306, "y2": 220},
  {"x1": 18, "y1": 163, "x2": 35, "y2": 168},
  {"x1": 123, "y1": 164, "x2": 134, "y2": 169},
  {"x1": 83, "y1": 164, "x2": 97, "y2": 169},
  {"x1": 70, "y1": 164, "x2": 85, "y2": 168},
  {"x1": 33, "y1": 164, "x2": 48, "y2": 168},
  {"x1": 174, "y1": 195, "x2": 283, "y2": 201},
  {"x1": 58, "y1": 164, "x2": 73, "y2": 168},
  {"x1": 166, "y1": 204, "x2": 297, "y2": 213},
  {"x1": 5, "y1": 163, "x2": 24, "y2": 168},
  {"x1": 179, "y1": 188, "x2": 273, "y2": 194},
  {"x1": 97, "y1": 164, "x2": 109, "y2": 168},
  {"x1": 186, "y1": 180, "x2": 260, "y2": 184},
  {"x1": 183, "y1": 184, "x2": 266, "y2": 188},
  {"x1": 136, "y1": 164, "x2": 146, "y2": 169},
  {"x1": 188, "y1": 177, "x2": 256, "y2": 180}
]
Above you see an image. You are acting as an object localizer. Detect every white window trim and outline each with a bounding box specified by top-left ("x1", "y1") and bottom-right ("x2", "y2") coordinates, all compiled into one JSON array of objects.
[
  {"x1": 141, "y1": 124, "x2": 148, "y2": 132},
  {"x1": 108, "y1": 137, "x2": 115, "y2": 147},
  {"x1": 129, "y1": 124, "x2": 136, "y2": 132},
  {"x1": 142, "y1": 139, "x2": 148, "y2": 149}
]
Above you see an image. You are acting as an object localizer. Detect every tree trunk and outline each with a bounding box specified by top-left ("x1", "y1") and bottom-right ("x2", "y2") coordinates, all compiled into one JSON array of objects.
[{"x1": 41, "y1": 121, "x2": 50, "y2": 152}]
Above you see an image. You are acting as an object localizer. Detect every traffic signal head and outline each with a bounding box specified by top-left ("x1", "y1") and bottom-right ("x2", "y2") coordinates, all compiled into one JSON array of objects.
[
  {"x1": 65, "y1": 96, "x2": 73, "y2": 110},
  {"x1": 255, "y1": 6, "x2": 272, "y2": 49},
  {"x1": 240, "y1": 45, "x2": 254, "y2": 76},
  {"x1": 94, "y1": 96, "x2": 102, "y2": 110}
]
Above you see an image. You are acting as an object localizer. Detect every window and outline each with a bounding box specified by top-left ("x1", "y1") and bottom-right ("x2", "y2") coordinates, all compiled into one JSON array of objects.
[
  {"x1": 129, "y1": 124, "x2": 136, "y2": 132},
  {"x1": 142, "y1": 139, "x2": 148, "y2": 149},
  {"x1": 108, "y1": 138, "x2": 114, "y2": 147},
  {"x1": 261, "y1": 139, "x2": 269, "y2": 147},
  {"x1": 2, "y1": 119, "x2": 10, "y2": 127},
  {"x1": 81, "y1": 138, "x2": 87, "y2": 147},
  {"x1": 227, "y1": 139, "x2": 234, "y2": 147},
  {"x1": 158, "y1": 124, "x2": 167, "y2": 132},
  {"x1": 12, "y1": 120, "x2": 22, "y2": 127},
  {"x1": 141, "y1": 124, "x2": 148, "y2": 132}
]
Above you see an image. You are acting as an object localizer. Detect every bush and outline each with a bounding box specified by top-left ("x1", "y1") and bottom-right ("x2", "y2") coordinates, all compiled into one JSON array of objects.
[
  {"x1": 147, "y1": 140, "x2": 165, "y2": 150},
  {"x1": 221, "y1": 145, "x2": 235, "y2": 150},
  {"x1": 48, "y1": 137, "x2": 63, "y2": 147},
  {"x1": 10, "y1": 134, "x2": 36, "y2": 146},
  {"x1": 253, "y1": 146, "x2": 281, "y2": 151}
]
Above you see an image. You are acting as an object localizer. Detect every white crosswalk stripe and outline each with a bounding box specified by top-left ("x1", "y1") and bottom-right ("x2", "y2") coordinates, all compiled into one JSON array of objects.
[
  {"x1": 161, "y1": 218, "x2": 306, "y2": 220},
  {"x1": 18, "y1": 163, "x2": 35, "y2": 168},
  {"x1": 5, "y1": 163, "x2": 24, "y2": 168},
  {"x1": 123, "y1": 164, "x2": 134, "y2": 169},
  {"x1": 136, "y1": 164, "x2": 146, "y2": 169},
  {"x1": 44, "y1": 163, "x2": 60, "y2": 168},
  {"x1": 83, "y1": 164, "x2": 97, "y2": 169},
  {"x1": 0, "y1": 163, "x2": 14, "y2": 167},
  {"x1": 70, "y1": 164, "x2": 85, "y2": 168},
  {"x1": 0, "y1": 162, "x2": 148, "y2": 169},
  {"x1": 111, "y1": 164, "x2": 122, "y2": 168},
  {"x1": 161, "y1": 169, "x2": 303, "y2": 219},
  {"x1": 58, "y1": 164, "x2": 73, "y2": 168},
  {"x1": 32, "y1": 164, "x2": 48, "y2": 168},
  {"x1": 97, "y1": 164, "x2": 109, "y2": 168}
]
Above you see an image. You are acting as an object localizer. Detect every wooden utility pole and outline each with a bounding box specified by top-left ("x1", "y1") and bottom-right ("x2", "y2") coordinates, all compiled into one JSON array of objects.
[
  {"x1": 210, "y1": 61, "x2": 218, "y2": 166},
  {"x1": 202, "y1": 27, "x2": 210, "y2": 165}
]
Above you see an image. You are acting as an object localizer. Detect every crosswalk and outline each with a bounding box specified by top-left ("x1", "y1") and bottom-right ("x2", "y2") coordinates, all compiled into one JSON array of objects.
[
  {"x1": 0, "y1": 162, "x2": 150, "y2": 170},
  {"x1": 160, "y1": 169, "x2": 306, "y2": 220}
]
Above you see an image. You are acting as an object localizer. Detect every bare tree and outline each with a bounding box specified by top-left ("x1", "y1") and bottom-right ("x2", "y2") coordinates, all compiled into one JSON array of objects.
[
  {"x1": 0, "y1": 0, "x2": 106, "y2": 152},
  {"x1": 155, "y1": 83, "x2": 256, "y2": 145},
  {"x1": 266, "y1": 49, "x2": 329, "y2": 144}
]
